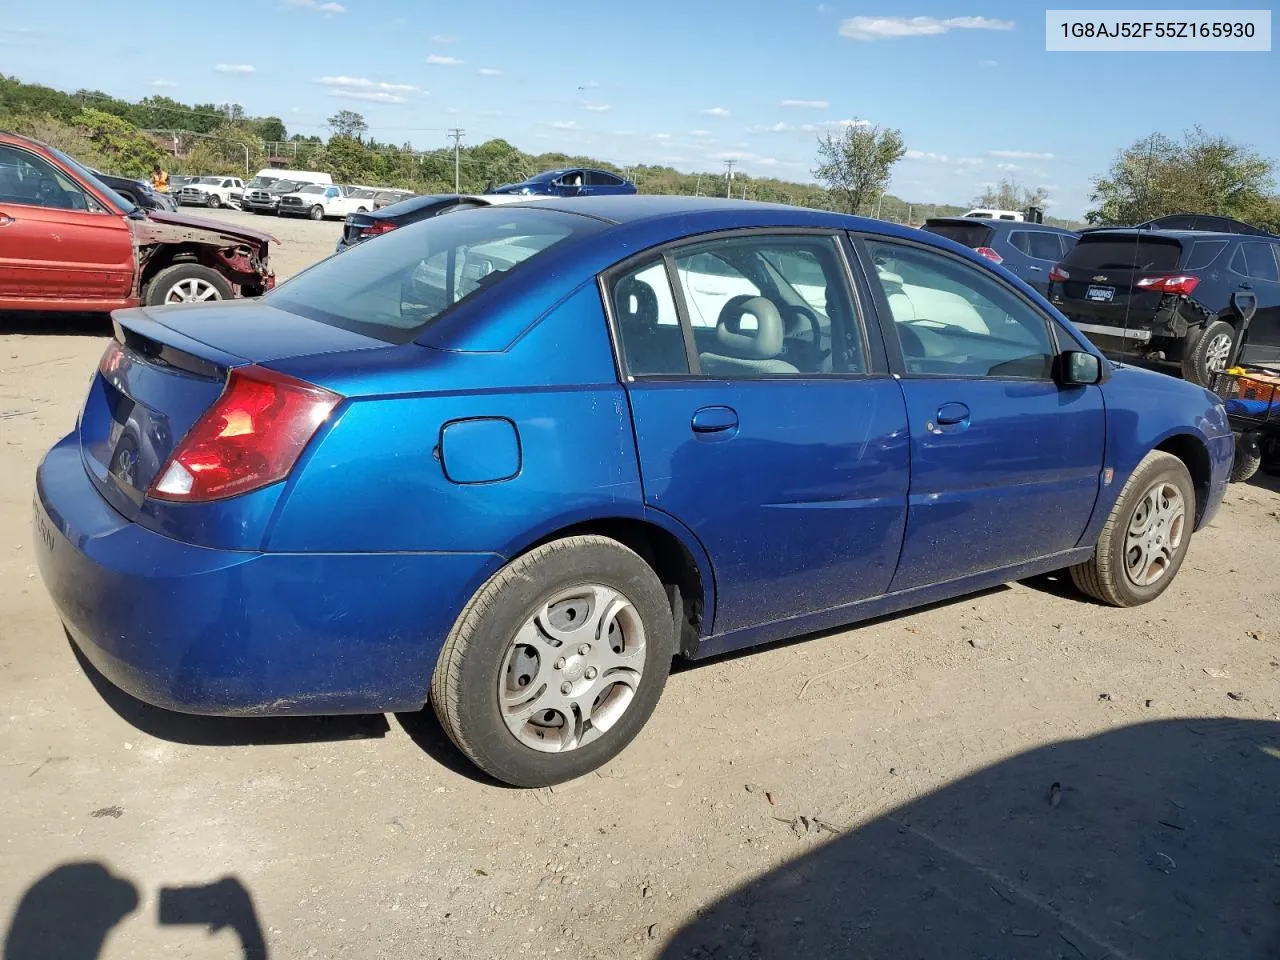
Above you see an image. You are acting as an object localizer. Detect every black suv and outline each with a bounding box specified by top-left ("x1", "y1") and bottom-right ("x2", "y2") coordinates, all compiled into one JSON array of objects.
[
  {"x1": 1047, "y1": 220, "x2": 1280, "y2": 385},
  {"x1": 921, "y1": 218, "x2": 1078, "y2": 296}
]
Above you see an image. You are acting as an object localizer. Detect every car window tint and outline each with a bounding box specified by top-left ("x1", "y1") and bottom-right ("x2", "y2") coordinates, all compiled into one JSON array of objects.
[
  {"x1": 1059, "y1": 234, "x2": 1078, "y2": 257},
  {"x1": 672, "y1": 234, "x2": 864, "y2": 376},
  {"x1": 1242, "y1": 241, "x2": 1280, "y2": 282},
  {"x1": 0, "y1": 145, "x2": 91, "y2": 211},
  {"x1": 1008, "y1": 231, "x2": 1031, "y2": 255},
  {"x1": 1183, "y1": 240, "x2": 1228, "y2": 270},
  {"x1": 1028, "y1": 231, "x2": 1064, "y2": 260},
  {"x1": 269, "y1": 208, "x2": 600, "y2": 343},
  {"x1": 610, "y1": 259, "x2": 689, "y2": 376},
  {"x1": 867, "y1": 240, "x2": 1055, "y2": 380}
]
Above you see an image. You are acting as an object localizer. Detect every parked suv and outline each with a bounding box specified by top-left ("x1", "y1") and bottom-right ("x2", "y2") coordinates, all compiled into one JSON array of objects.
[
  {"x1": 922, "y1": 217, "x2": 1078, "y2": 295},
  {"x1": 1047, "y1": 227, "x2": 1280, "y2": 385}
]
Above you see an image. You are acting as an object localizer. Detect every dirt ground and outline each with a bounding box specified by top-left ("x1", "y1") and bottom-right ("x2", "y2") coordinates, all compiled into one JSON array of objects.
[{"x1": 2, "y1": 207, "x2": 1279, "y2": 960}]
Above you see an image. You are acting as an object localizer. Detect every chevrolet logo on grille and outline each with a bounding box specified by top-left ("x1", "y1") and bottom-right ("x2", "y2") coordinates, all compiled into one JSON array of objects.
[{"x1": 1092, "y1": 275, "x2": 1108, "y2": 282}]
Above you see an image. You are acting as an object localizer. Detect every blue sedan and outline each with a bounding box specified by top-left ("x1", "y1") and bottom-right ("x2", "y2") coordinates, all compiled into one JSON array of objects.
[
  {"x1": 488, "y1": 167, "x2": 636, "y2": 197},
  {"x1": 34, "y1": 196, "x2": 1232, "y2": 787}
]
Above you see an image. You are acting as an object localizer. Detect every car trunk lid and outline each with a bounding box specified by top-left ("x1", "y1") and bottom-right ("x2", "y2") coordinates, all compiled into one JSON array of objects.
[{"x1": 1052, "y1": 233, "x2": 1185, "y2": 322}]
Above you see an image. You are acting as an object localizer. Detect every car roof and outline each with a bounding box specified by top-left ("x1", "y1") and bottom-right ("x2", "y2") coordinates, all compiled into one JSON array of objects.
[
  {"x1": 925, "y1": 216, "x2": 1077, "y2": 235},
  {"x1": 1076, "y1": 228, "x2": 1247, "y2": 241},
  {"x1": 526, "y1": 194, "x2": 877, "y2": 227}
]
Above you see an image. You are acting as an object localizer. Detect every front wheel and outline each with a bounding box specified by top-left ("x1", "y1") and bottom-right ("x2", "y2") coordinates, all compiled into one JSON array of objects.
[
  {"x1": 143, "y1": 263, "x2": 233, "y2": 306},
  {"x1": 1181, "y1": 320, "x2": 1236, "y2": 387},
  {"x1": 309, "y1": 204, "x2": 325, "y2": 221},
  {"x1": 431, "y1": 536, "x2": 675, "y2": 787},
  {"x1": 206, "y1": 194, "x2": 222, "y2": 209},
  {"x1": 1070, "y1": 451, "x2": 1195, "y2": 606}
]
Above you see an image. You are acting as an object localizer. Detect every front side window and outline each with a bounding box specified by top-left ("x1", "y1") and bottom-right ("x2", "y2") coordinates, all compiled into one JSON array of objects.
[
  {"x1": 270, "y1": 208, "x2": 600, "y2": 343},
  {"x1": 866, "y1": 239, "x2": 1056, "y2": 379},
  {"x1": 0, "y1": 145, "x2": 92, "y2": 211},
  {"x1": 659, "y1": 234, "x2": 864, "y2": 376}
]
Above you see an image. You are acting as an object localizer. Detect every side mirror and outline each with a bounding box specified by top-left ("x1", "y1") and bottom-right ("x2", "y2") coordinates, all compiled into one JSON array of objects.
[{"x1": 1058, "y1": 350, "x2": 1103, "y2": 386}]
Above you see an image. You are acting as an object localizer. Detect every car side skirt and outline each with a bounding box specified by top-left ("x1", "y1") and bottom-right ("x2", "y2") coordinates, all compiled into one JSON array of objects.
[{"x1": 689, "y1": 546, "x2": 1094, "y2": 660}]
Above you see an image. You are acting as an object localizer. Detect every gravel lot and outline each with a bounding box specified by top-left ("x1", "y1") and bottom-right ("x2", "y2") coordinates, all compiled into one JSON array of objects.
[{"x1": 2, "y1": 207, "x2": 1279, "y2": 959}]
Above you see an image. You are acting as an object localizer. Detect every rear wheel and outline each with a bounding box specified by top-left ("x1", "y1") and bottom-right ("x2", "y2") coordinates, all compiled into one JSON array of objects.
[
  {"x1": 1262, "y1": 436, "x2": 1280, "y2": 476},
  {"x1": 1181, "y1": 320, "x2": 1236, "y2": 387},
  {"x1": 1231, "y1": 450, "x2": 1262, "y2": 483},
  {"x1": 1070, "y1": 451, "x2": 1195, "y2": 606},
  {"x1": 431, "y1": 535, "x2": 675, "y2": 787},
  {"x1": 143, "y1": 263, "x2": 233, "y2": 306},
  {"x1": 309, "y1": 204, "x2": 324, "y2": 221}
]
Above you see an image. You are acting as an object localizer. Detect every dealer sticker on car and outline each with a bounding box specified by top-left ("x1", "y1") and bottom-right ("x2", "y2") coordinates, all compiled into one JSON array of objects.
[{"x1": 1086, "y1": 285, "x2": 1115, "y2": 302}]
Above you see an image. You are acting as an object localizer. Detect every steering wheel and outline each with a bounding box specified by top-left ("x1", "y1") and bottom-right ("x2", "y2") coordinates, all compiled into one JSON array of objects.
[{"x1": 781, "y1": 303, "x2": 823, "y2": 345}]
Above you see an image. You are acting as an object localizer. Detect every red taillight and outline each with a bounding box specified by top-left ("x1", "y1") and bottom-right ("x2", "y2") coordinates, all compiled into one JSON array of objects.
[
  {"x1": 359, "y1": 221, "x2": 396, "y2": 239},
  {"x1": 1048, "y1": 265, "x2": 1069, "y2": 283},
  {"x1": 99, "y1": 340, "x2": 126, "y2": 377},
  {"x1": 1136, "y1": 275, "x2": 1200, "y2": 296},
  {"x1": 975, "y1": 246, "x2": 1003, "y2": 264},
  {"x1": 149, "y1": 366, "x2": 341, "y2": 503}
]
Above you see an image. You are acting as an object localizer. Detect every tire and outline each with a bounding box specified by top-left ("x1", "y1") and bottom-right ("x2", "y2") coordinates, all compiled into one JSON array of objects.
[
  {"x1": 431, "y1": 535, "x2": 675, "y2": 787},
  {"x1": 309, "y1": 204, "x2": 324, "y2": 221},
  {"x1": 1070, "y1": 451, "x2": 1195, "y2": 607},
  {"x1": 1230, "y1": 451, "x2": 1262, "y2": 483},
  {"x1": 143, "y1": 263, "x2": 234, "y2": 306},
  {"x1": 206, "y1": 194, "x2": 222, "y2": 209},
  {"x1": 1262, "y1": 436, "x2": 1280, "y2": 476},
  {"x1": 1180, "y1": 320, "x2": 1236, "y2": 387},
  {"x1": 356, "y1": 206, "x2": 368, "y2": 213}
]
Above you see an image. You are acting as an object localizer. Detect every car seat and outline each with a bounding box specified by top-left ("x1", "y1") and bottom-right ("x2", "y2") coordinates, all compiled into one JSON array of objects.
[
  {"x1": 699, "y1": 297, "x2": 799, "y2": 376},
  {"x1": 614, "y1": 276, "x2": 687, "y2": 375}
]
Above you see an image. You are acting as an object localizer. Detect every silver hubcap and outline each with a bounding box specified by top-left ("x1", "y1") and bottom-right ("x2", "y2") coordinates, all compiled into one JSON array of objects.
[
  {"x1": 1124, "y1": 481, "x2": 1186, "y2": 587},
  {"x1": 1204, "y1": 332, "x2": 1233, "y2": 372},
  {"x1": 498, "y1": 584, "x2": 646, "y2": 753},
  {"x1": 165, "y1": 278, "x2": 222, "y2": 303}
]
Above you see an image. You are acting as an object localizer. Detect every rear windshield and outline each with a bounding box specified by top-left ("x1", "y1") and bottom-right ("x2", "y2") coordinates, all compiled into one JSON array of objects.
[
  {"x1": 923, "y1": 220, "x2": 994, "y2": 249},
  {"x1": 1063, "y1": 235, "x2": 1182, "y2": 272},
  {"x1": 268, "y1": 208, "x2": 601, "y2": 343}
]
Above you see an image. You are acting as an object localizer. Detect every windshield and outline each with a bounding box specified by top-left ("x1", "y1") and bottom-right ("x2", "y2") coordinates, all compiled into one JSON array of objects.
[
  {"x1": 298, "y1": 185, "x2": 324, "y2": 195},
  {"x1": 197, "y1": 176, "x2": 223, "y2": 185},
  {"x1": 268, "y1": 208, "x2": 600, "y2": 343},
  {"x1": 269, "y1": 181, "x2": 300, "y2": 194},
  {"x1": 43, "y1": 144, "x2": 136, "y2": 212},
  {"x1": 245, "y1": 176, "x2": 276, "y2": 188}
]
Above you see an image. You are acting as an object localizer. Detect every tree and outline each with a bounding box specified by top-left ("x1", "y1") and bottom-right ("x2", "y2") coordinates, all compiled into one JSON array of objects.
[
  {"x1": 250, "y1": 116, "x2": 287, "y2": 144},
  {"x1": 1087, "y1": 127, "x2": 1275, "y2": 225},
  {"x1": 974, "y1": 177, "x2": 1047, "y2": 212},
  {"x1": 812, "y1": 121, "x2": 906, "y2": 216},
  {"x1": 326, "y1": 109, "x2": 367, "y2": 140}
]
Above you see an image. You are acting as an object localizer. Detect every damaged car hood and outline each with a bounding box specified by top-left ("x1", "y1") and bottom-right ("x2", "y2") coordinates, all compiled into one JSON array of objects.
[{"x1": 135, "y1": 210, "x2": 277, "y2": 247}]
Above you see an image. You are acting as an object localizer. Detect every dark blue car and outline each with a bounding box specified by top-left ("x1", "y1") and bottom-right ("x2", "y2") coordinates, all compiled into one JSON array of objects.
[
  {"x1": 34, "y1": 196, "x2": 1232, "y2": 787},
  {"x1": 489, "y1": 167, "x2": 636, "y2": 197},
  {"x1": 923, "y1": 217, "x2": 1079, "y2": 296}
]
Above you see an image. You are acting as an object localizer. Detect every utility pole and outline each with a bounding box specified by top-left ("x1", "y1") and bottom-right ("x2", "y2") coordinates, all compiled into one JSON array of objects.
[
  {"x1": 448, "y1": 128, "x2": 465, "y2": 194},
  {"x1": 723, "y1": 160, "x2": 736, "y2": 198}
]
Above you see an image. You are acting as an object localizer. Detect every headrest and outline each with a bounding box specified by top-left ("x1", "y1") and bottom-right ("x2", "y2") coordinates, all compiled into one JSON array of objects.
[
  {"x1": 615, "y1": 277, "x2": 660, "y2": 329},
  {"x1": 715, "y1": 296, "x2": 785, "y2": 359}
]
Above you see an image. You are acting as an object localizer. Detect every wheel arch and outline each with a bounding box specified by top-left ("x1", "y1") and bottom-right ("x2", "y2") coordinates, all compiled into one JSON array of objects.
[
  {"x1": 504, "y1": 512, "x2": 715, "y2": 657},
  {"x1": 1154, "y1": 432, "x2": 1212, "y2": 527}
]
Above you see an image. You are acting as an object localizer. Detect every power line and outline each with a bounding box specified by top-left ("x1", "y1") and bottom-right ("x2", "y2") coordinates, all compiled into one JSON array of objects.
[
  {"x1": 448, "y1": 128, "x2": 465, "y2": 194},
  {"x1": 723, "y1": 159, "x2": 736, "y2": 199}
]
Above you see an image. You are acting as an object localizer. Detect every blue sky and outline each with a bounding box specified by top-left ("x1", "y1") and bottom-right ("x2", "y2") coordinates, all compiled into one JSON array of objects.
[{"x1": 2, "y1": 0, "x2": 1275, "y2": 217}]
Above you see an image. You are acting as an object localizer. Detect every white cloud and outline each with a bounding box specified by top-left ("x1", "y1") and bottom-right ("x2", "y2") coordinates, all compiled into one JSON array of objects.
[
  {"x1": 548, "y1": 120, "x2": 578, "y2": 130},
  {"x1": 653, "y1": 132, "x2": 672, "y2": 140},
  {"x1": 445, "y1": 107, "x2": 460, "y2": 115},
  {"x1": 214, "y1": 64, "x2": 255, "y2": 74},
  {"x1": 781, "y1": 99, "x2": 830, "y2": 109},
  {"x1": 581, "y1": 79, "x2": 600, "y2": 89},
  {"x1": 839, "y1": 15, "x2": 1015, "y2": 40},
  {"x1": 478, "y1": 67, "x2": 502, "y2": 76},
  {"x1": 989, "y1": 149, "x2": 1054, "y2": 160},
  {"x1": 426, "y1": 55, "x2": 464, "y2": 66},
  {"x1": 430, "y1": 33, "x2": 457, "y2": 42},
  {"x1": 329, "y1": 89, "x2": 408, "y2": 104},
  {"x1": 996, "y1": 162, "x2": 1021, "y2": 171},
  {"x1": 906, "y1": 150, "x2": 983, "y2": 165},
  {"x1": 701, "y1": 107, "x2": 730, "y2": 117},
  {"x1": 315, "y1": 75, "x2": 419, "y2": 93},
  {"x1": 748, "y1": 121, "x2": 794, "y2": 134},
  {"x1": 688, "y1": 129, "x2": 712, "y2": 137},
  {"x1": 580, "y1": 101, "x2": 612, "y2": 112},
  {"x1": 817, "y1": 2, "x2": 832, "y2": 11},
  {"x1": 151, "y1": 79, "x2": 177, "y2": 88},
  {"x1": 285, "y1": 0, "x2": 345, "y2": 11},
  {"x1": 1039, "y1": 183, "x2": 1061, "y2": 191},
  {"x1": 981, "y1": 59, "x2": 998, "y2": 66},
  {"x1": 819, "y1": 118, "x2": 871, "y2": 129}
]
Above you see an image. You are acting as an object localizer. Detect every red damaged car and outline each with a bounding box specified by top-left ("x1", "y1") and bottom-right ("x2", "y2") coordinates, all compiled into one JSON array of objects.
[{"x1": 0, "y1": 132, "x2": 274, "y2": 311}]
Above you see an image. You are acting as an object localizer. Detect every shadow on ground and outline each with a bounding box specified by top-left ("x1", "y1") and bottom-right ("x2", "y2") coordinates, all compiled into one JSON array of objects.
[
  {"x1": 0, "y1": 313, "x2": 112, "y2": 337},
  {"x1": 660, "y1": 718, "x2": 1280, "y2": 960},
  {"x1": 69, "y1": 637, "x2": 389, "y2": 747},
  {"x1": 3, "y1": 863, "x2": 267, "y2": 959}
]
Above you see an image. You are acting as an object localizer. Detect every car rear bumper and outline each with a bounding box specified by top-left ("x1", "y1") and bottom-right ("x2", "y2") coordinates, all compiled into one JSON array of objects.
[{"x1": 35, "y1": 433, "x2": 500, "y2": 716}]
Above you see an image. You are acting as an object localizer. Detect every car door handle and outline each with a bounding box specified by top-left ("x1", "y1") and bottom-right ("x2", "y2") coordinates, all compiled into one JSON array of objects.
[
  {"x1": 0, "y1": 214, "x2": 13, "y2": 227},
  {"x1": 1239, "y1": 282, "x2": 1254, "y2": 290},
  {"x1": 934, "y1": 402, "x2": 970, "y2": 426},
  {"x1": 691, "y1": 405, "x2": 739, "y2": 434},
  {"x1": 1028, "y1": 265, "x2": 1043, "y2": 272}
]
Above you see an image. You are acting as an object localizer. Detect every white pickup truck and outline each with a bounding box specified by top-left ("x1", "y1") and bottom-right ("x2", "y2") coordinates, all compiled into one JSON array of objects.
[
  {"x1": 277, "y1": 184, "x2": 374, "y2": 221},
  {"x1": 177, "y1": 176, "x2": 245, "y2": 209}
]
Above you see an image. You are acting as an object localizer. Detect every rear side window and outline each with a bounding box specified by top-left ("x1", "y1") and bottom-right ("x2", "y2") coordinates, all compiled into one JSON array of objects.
[
  {"x1": 1241, "y1": 241, "x2": 1280, "y2": 282},
  {"x1": 1027, "y1": 231, "x2": 1065, "y2": 260},
  {"x1": 1183, "y1": 240, "x2": 1228, "y2": 270},
  {"x1": 269, "y1": 208, "x2": 601, "y2": 343},
  {"x1": 1063, "y1": 236, "x2": 1182, "y2": 271},
  {"x1": 587, "y1": 171, "x2": 622, "y2": 186},
  {"x1": 1008, "y1": 232, "x2": 1031, "y2": 254},
  {"x1": 922, "y1": 221, "x2": 994, "y2": 249}
]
